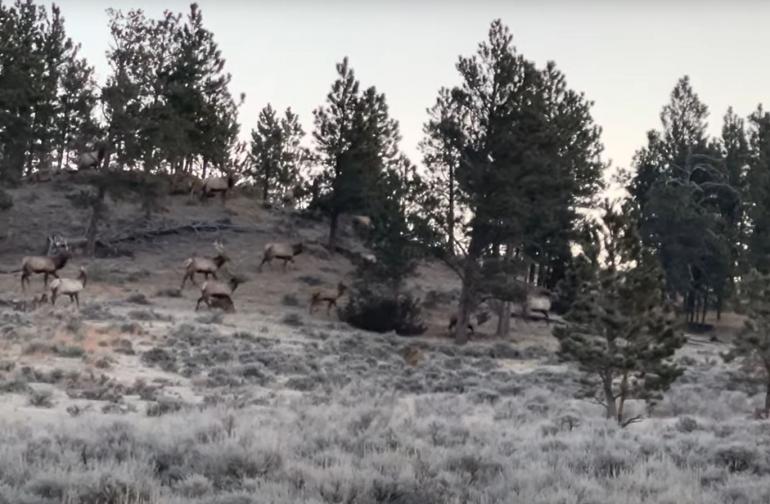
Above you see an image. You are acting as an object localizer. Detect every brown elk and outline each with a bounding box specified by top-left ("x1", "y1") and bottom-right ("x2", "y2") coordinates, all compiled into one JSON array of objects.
[
  {"x1": 19, "y1": 238, "x2": 71, "y2": 292},
  {"x1": 258, "y1": 242, "x2": 303, "y2": 272},
  {"x1": 180, "y1": 241, "x2": 230, "y2": 289},
  {"x1": 195, "y1": 277, "x2": 243, "y2": 312},
  {"x1": 309, "y1": 282, "x2": 347, "y2": 316}
]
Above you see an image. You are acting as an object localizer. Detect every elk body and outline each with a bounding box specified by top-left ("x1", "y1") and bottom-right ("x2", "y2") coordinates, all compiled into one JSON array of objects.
[
  {"x1": 309, "y1": 282, "x2": 347, "y2": 315},
  {"x1": 50, "y1": 267, "x2": 87, "y2": 308},
  {"x1": 351, "y1": 215, "x2": 373, "y2": 234},
  {"x1": 524, "y1": 293, "x2": 552, "y2": 324},
  {"x1": 181, "y1": 242, "x2": 230, "y2": 289},
  {"x1": 195, "y1": 277, "x2": 243, "y2": 313},
  {"x1": 77, "y1": 145, "x2": 106, "y2": 170},
  {"x1": 20, "y1": 251, "x2": 71, "y2": 292},
  {"x1": 199, "y1": 174, "x2": 236, "y2": 202},
  {"x1": 258, "y1": 242, "x2": 303, "y2": 272}
]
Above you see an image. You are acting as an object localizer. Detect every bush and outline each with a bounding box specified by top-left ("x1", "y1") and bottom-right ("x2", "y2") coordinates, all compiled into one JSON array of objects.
[
  {"x1": 0, "y1": 188, "x2": 12, "y2": 211},
  {"x1": 340, "y1": 289, "x2": 426, "y2": 336},
  {"x1": 281, "y1": 313, "x2": 303, "y2": 327},
  {"x1": 28, "y1": 389, "x2": 55, "y2": 408}
]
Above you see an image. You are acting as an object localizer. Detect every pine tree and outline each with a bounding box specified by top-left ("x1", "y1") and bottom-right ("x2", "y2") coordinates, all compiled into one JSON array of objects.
[
  {"x1": 630, "y1": 77, "x2": 736, "y2": 322},
  {"x1": 745, "y1": 106, "x2": 770, "y2": 273},
  {"x1": 423, "y1": 20, "x2": 603, "y2": 343},
  {"x1": 103, "y1": 4, "x2": 240, "y2": 175},
  {"x1": 313, "y1": 58, "x2": 400, "y2": 248},
  {"x1": 554, "y1": 201, "x2": 686, "y2": 425},
  {"x1": 725, "y1": 269, "x2": 770, "y2": 417},
  {"x1": 421, "y1": 88, "x2": 467, "y2": 256},
  {"x1": 250, "y1": 104, "x2": 311, "y2": 203},
  {"x1": 55, "y1": 48, "x2": 100, "y2": 171},
  {"x1": 0, "y1": 0, "x2": 46, "y2": 182}
]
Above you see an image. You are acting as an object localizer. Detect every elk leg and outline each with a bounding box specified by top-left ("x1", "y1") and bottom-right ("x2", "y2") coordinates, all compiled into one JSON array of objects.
[
  {"x1": 211, "y1": 272, "x2": 218, "y2": 280},
  {"x1": 195, "y1": 296, "x2": 205, "y2": 311},
  {"x1": 74, "y1": 293, "x2": 80, "y2": 309},
  {"x1": 43, "y1": 272, "x2": 49, "y2": 287},
  {"x1": 21, "y1": 272, "x2": 29, "y2": 292},
  {"x1": 258, "y1": 257, "x2": 269, "y2": 272}
]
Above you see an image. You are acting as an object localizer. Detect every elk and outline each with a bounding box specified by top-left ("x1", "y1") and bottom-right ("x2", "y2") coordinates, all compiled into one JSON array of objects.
[
  {"x1": 309, "y1": 282, "x2": 347, "y2": 316},
  {"x1": 77, "y1": 145, "x2": 106, "y2": 171},
  {"x1": 281, "y1": 189, "x2": 295, "y2": 209},
  {"x1": 351, "y1": 215, "x2": 373, "y2": 234},
  {"x1": 258, "y1": 242, "x2": 303, "y2": 272},
  {"x1": 50, "y1": 267, "x2": 87, "y2": 308},
  {"x1": 19, "y1": 245, "x2": 71, "y2": 292},
  {"x1": 169, "y1": 173, "x2": 201, "y2": 196},
  {"x1": 195, "y1": 277, "x2": 243, "y2": 312},
  {"x1": 199, "y1": 171, "x2": 237, "y2": 202},
  {"x1": 448, "y1": 311, "x2": 490, "y2": 336},
  {"x1": 180, "y1": 241, "x2": 230, "y2": 289},
  {"x1": 523, "y1": 292, "x2": 552, "y2": 324}
]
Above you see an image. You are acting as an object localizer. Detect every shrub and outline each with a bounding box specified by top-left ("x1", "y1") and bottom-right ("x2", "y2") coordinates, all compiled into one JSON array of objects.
[
  {"x1": 282, "y1": 294, "x2": 300, "y2": 307},
  {"x1": 298, "y1": 275, "x2": 323, "y2": 286},
  {"x1": 156, "y1": 288, "x2": 183, "y2": 298},
  {"x1": 282, "y1": 313, "x2": 303, "y2": 327},
  {"x1": 28, "y1": 389, "x2": 55, "y2": 408},
  {"x1": 125, "y1": 293, "x2": 151, "y2": 305},
  {"x1": 0, "y1": 188, "x2": 12, "y2": 210},
  {"x1": 54, "y1": 344, "x2": 85, "y2": 358},
  {"x1": 340, "y1": 289, "x2": 426, "y2": 336}
]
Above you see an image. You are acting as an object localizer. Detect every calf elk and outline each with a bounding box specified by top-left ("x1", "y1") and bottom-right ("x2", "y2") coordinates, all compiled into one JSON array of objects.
[
  {"x1": 50, "y1": 267, "x2": 87, "y2": 308},
  {"x1": 309, "y1": 282, "x2": 347, "y2": 316}
]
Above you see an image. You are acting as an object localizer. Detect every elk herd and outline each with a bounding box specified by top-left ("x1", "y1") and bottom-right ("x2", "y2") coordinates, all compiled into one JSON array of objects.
[{"x1": 5, "y1": 145, "x2": 556, "y2": 335}]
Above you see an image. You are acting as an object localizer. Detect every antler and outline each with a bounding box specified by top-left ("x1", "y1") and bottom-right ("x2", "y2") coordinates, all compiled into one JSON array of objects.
[{"x1": 213, "y1": 240, "x2": 225, "y2": 254}]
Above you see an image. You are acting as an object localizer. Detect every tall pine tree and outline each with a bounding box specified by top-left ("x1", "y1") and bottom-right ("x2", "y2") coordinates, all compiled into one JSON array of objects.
[
  {"x1": 423, "y1": 20, "x2": 603, "y2": 343},
  {"x1": 313, "y1": 58, "x2": 400, "y2": 248}
]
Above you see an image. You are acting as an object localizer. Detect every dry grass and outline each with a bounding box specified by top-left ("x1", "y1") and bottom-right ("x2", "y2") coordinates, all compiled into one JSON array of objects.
[{"x1": 0, "y1": 185, "x2": 763, "y2": 502}]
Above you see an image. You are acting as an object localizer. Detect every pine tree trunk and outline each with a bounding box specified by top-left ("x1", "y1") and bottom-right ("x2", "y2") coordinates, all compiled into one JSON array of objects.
[
  {"x1": 765, "y1": 380, "x2": 770, "y2": 417},
  {"x1": 602, "y1": 374, "x2": 617, "y2": 421},
  {"x1": 328, "y1": 212, "x2": 340, "y2": 250},
  {"x1": 495, "y1": 244, "x2": 513, "y2": 338},
  {"x1": 496, "y1": 302, "x2": 511, "y2": 337},
  {"x1": 86, "y1": 186, "x2": 106, "y2": 257},
  {"x1": 455, "y1": 234, "x2": 483, "y2": 345},
  {"x1": 701, "y1": 292, "x2": 708, "y2": 324},
  {"x1": 455, "y1": 272, "x2": 475, "y2": 345},
  {"x1": 447, "y1": 163, "x2": 455, "y2": 256}
]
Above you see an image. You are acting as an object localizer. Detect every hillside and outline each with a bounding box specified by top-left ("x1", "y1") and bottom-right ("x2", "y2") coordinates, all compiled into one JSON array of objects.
[{"x1": 0, "y1": 179, "x2": 768, "y2": 504}]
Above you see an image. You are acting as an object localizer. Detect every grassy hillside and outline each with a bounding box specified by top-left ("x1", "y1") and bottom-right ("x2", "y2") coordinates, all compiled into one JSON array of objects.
[{"x1": 0, "y1": 179, "x2": 768, "y2": 504}]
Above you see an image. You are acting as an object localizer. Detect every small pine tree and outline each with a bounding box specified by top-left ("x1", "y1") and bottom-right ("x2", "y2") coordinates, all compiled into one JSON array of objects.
[
  {"x1": 724, "y1": 269, "x2": 770, "y2": 416},
  {"x1": 553, "y1": 201, "x2": 686, "y2": 426}
]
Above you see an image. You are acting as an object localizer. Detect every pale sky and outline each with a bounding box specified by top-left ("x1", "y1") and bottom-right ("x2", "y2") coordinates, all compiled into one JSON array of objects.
[{"x1": 52, "y1": 1, "x2": 770, "y2": 178}]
